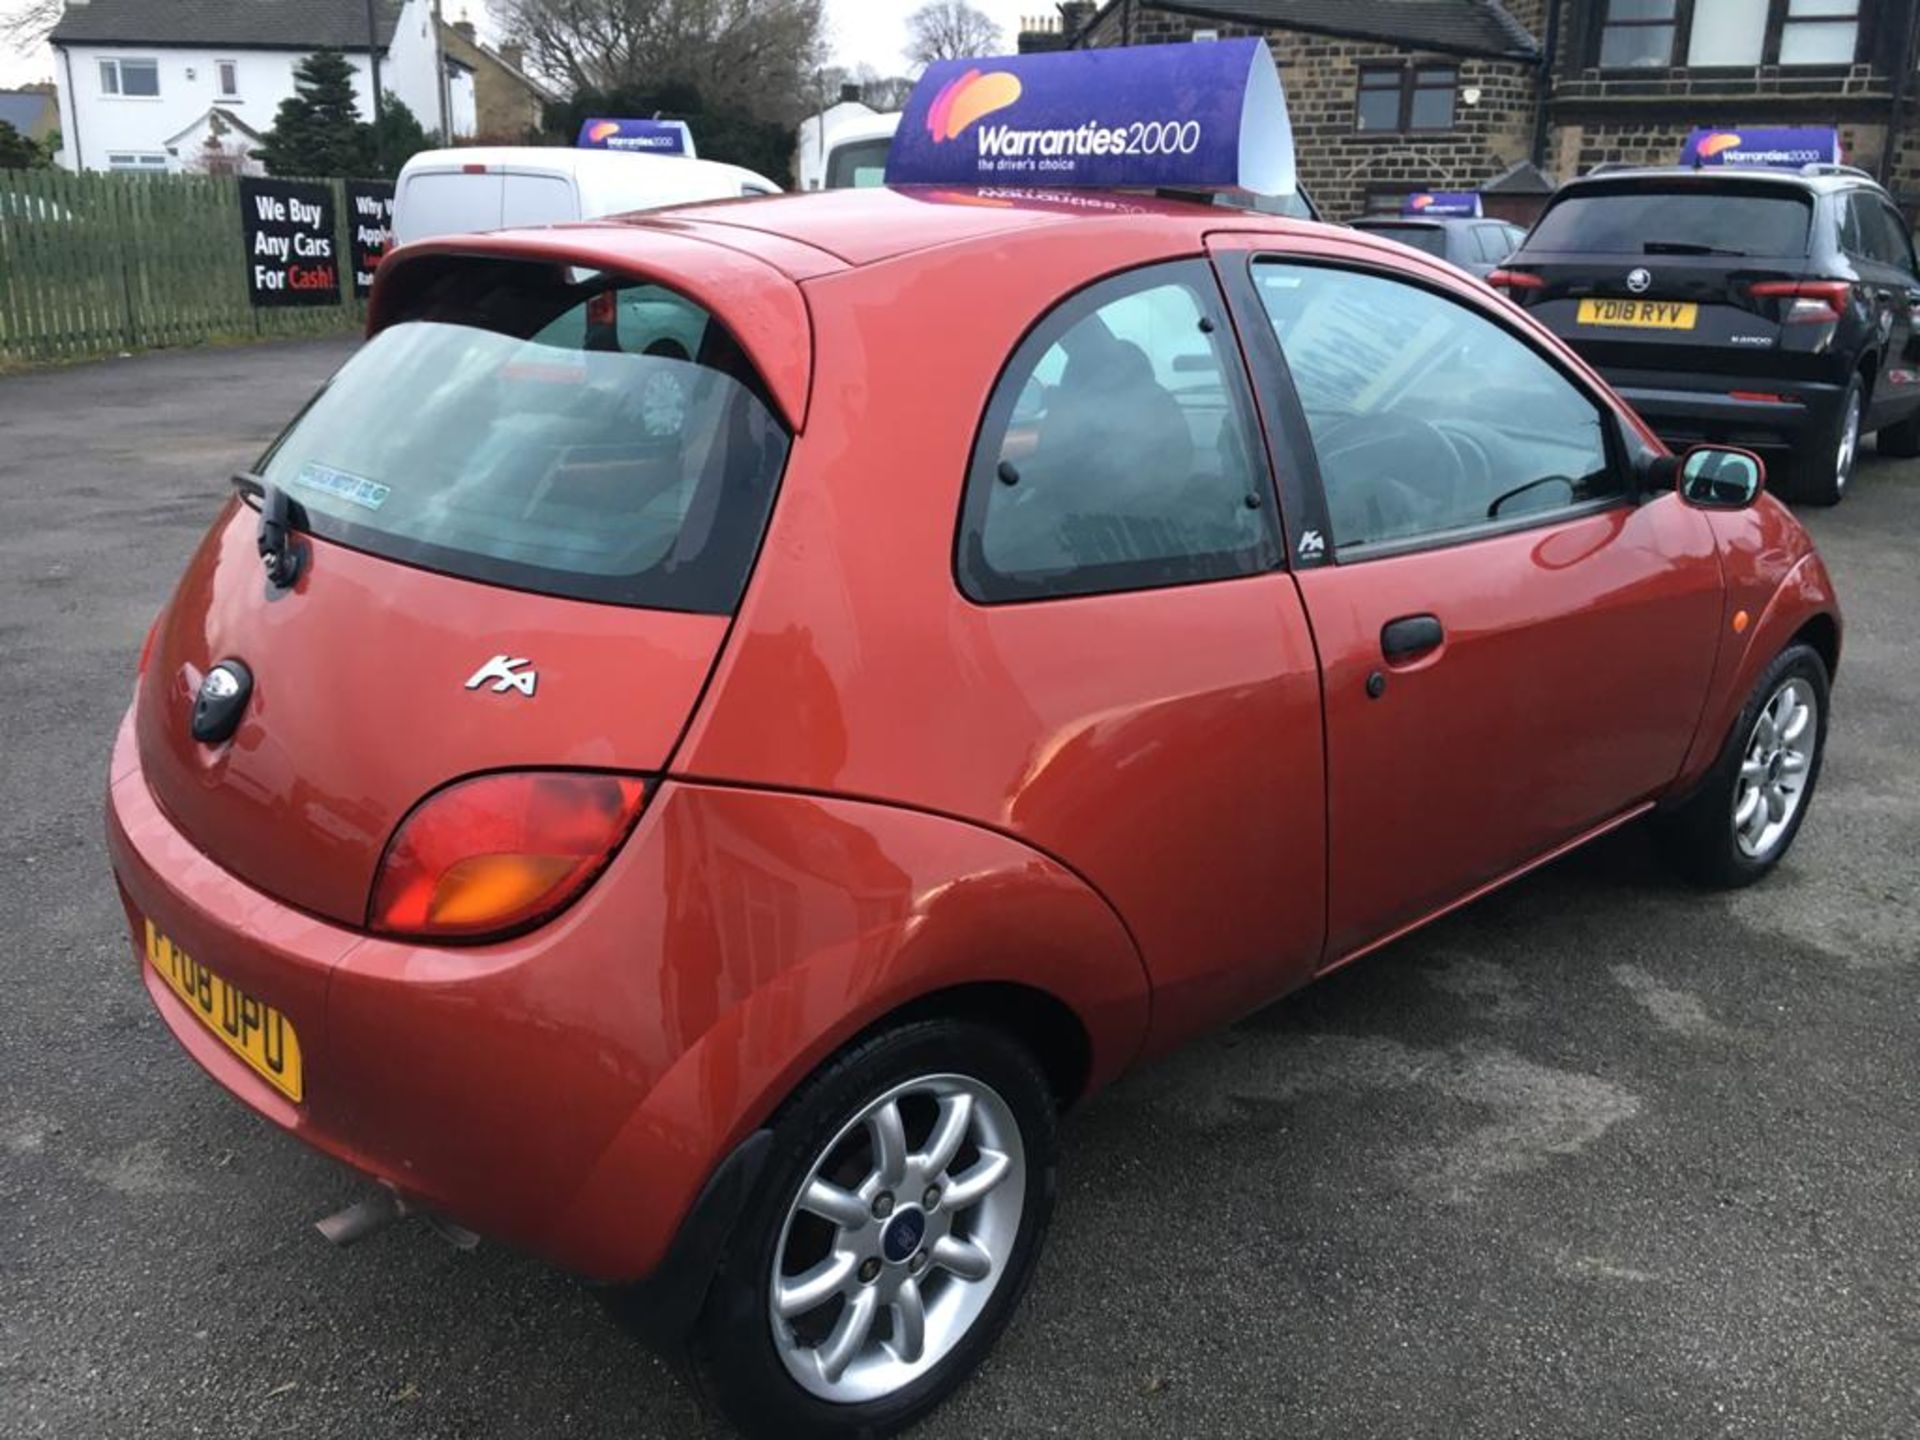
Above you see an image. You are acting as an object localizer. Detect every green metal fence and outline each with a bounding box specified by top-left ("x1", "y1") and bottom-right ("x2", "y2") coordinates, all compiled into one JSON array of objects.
[{"x1": 0, "y1": 168, "x2": 366, "y2": 364}]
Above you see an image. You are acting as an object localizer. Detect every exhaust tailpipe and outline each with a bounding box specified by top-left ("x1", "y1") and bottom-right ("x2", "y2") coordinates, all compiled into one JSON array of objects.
[
  {"x1": 314, "y1": 1186, "x2": 407, "y2": 1246},
  {"x1": 314, "y1": 1186, "x2": 479, "y2": 1251}
]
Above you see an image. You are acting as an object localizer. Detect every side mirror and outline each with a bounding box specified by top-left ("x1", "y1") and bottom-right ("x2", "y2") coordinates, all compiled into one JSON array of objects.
[{"x1": 1677, "y1": 444, "x2": 1765, "y2": 509}]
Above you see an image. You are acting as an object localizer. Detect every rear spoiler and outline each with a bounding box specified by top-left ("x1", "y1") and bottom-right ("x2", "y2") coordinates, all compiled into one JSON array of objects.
[{"x1": 367, "y1": 228, "x2": 814, "y2": 432}]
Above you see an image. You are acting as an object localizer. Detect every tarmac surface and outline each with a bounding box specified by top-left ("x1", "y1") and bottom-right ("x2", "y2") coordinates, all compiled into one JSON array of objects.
[{"x1": 2, "y1": 338, "x2": 1915, "y2": 1438}]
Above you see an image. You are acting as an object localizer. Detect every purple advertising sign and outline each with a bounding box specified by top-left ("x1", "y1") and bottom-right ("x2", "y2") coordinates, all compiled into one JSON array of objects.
[
  {"x1": 1403, "y1": 191, "x2": 1480, "y2": 217},
  {"x1": 577, "y1": 118, "x2": 696, "y2": 157},
  {"x1": 1681, "y1": 127, "x2": 1840, "y2": 169},
  {"x1": 884, "y1": 39, "x2": 1294, "y2": 195}
]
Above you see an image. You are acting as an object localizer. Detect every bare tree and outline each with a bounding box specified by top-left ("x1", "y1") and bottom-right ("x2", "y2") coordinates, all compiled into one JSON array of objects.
[
  {"x1": 0, "y1": 0, "x2": 65, "y2": 51},
  {"x1": 904, "y1": 1, "x2": 1002, "y2": 67},
  {"x1": 489, "y1": 0, "x2": 825, "y2": 121}
]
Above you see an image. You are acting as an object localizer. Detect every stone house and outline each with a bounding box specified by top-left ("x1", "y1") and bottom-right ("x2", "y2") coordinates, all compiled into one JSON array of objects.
[
  {"x1": 1049, "y1": 0, "x2": 1920, "y2": 219},
  {"x1": 438, "y1": 18, "x2": 555, "y2": 144}
]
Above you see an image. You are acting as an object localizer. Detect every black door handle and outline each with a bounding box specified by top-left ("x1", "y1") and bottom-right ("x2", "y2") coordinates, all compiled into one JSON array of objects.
[{"x1": 1381, "y1": 613, "x2": 1444, "y2": 661}]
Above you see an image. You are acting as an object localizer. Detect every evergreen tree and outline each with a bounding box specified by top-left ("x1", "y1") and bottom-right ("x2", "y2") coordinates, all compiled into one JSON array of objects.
[
  {"x1": 258, "y1": 49, "x2": 373, "y2": 177},
  {"x1": 0, "y1": 120, "x2": 49, "y2": 170},
  {"x1": 363, "y1": 96, "x2": 436, "y2": 179}
]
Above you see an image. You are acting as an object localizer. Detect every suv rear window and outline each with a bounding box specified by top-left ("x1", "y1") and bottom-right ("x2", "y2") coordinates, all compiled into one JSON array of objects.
[
  {"x1": 1528, "y1": 187, "x2": 1812, "y2": 258},
  {"x1": 1352, "y1": 222, "x2": 1449, "y2": 257},
  {"x1": 254, "y1": 259, "x2": 790, "y2": 614}
]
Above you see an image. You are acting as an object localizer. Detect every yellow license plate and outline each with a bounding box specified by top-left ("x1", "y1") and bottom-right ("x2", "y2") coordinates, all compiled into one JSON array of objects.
[
  {"x1": 145, "y1": 920, "x2": 304, "y2": 1101},
  {"x1": 1577, "y1": 298, "x2": 1698, "y2": 330}
]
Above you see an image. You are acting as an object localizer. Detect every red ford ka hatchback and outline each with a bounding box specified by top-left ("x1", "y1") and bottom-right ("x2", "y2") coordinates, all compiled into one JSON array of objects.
[{"x1": 107, "y1": 186, "x2": 1839, "y2": 1437}]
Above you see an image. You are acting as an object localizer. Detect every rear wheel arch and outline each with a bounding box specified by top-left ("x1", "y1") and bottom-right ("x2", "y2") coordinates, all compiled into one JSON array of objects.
[
  {"x1": 856, "y1": 981, "x2": 1095, "y2": 1111},
  {"x1": 1855, "y1": 349, "x2": 1879, "y2": 411},
  {"x1": 1792, "y1": 611, "x2": 1841, "y2": 682}
]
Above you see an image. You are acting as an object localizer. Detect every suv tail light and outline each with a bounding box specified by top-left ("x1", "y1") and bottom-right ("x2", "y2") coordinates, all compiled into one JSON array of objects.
[
  {"x1": 1749, "y1": 280, "x2": 1850, "y2": 324},
  {"x1": 1486, "y1": 268, "x2": 1544, "y2": 292},
  {"x1": 370, "y1": 771, "x2": 649, "y2": 940}
]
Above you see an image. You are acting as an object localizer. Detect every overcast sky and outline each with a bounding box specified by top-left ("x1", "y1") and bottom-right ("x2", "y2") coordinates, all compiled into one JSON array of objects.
[{"x1": 1, "y1": 1, "x2": 1044, "y2": 90}]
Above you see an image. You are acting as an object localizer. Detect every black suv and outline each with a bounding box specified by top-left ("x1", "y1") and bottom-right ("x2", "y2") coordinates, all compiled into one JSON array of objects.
[{"x1": 1492, "y1": 165, "x2": 1920, "y2": 505}]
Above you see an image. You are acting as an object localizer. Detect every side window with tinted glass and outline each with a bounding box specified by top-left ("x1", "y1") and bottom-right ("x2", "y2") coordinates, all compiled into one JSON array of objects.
[
  {"x1": 1873, "y1": 201, "x2": 1917, "y2": 274},
  {"x1": 1473, "y1": 224, "x2": 1514, "y2": 263},
  {"x1": 957, "y1": 262, "x2": 1280, "y2": 601},
  {"x1": 1252, "y1": 262, "x2": 1621, "y2": 554}
]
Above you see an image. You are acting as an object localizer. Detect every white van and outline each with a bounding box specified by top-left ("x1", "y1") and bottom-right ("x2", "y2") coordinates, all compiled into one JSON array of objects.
[
  {"x1": 391, "y1": 147, "x2": 782, "y2": 246},
  {"x1": 794, "y1": 102, "x2": 901, "y2": 191}
]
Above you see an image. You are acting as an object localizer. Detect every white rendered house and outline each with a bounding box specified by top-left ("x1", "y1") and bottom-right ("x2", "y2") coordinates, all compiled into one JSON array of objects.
[{"x1": 48, "y1": 0, "x2": 476, "y2": 174}]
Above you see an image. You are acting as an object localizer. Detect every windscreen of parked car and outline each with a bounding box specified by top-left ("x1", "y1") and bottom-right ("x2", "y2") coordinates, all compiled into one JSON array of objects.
[
  {"x1": 1353, "y1": 222, "x2": 1449, "y2": 257},
  {"x1": 253, "y1": 260, "x2": 791, "y2": 613},
  {"x1": 827, "y1": 138, "x2": 892, "y2": 188},
  {"x1": 1527, "y1": 186, "x2": 1812, "y2": 257}
]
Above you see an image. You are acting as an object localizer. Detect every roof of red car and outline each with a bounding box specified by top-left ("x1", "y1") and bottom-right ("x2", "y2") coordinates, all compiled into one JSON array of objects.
[{"x1": 605, "y1": 185, "x2": 1303, "y2": 272}]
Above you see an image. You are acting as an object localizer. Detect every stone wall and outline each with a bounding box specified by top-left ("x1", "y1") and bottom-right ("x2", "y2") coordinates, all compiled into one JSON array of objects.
[{"x1": 1079, "y1": 4, "x2": 1542, "y2": 219}]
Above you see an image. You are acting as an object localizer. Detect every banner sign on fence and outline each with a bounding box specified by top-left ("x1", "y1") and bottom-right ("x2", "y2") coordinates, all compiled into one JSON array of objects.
[
  {"x1": 345, "y1": 180, "x2": 395, "y2": 299},
  {"x1": 239, "y1": 177, "x2": 340, "y2": 307},
  {"x1": 884, "y1": 38, "x2": 1294, "y2": 195},
  {"x1": 1403, "y1": 191, "x2": 1480, "y2": 217},
  {"x1": 1681, "y1": 127, "x2": 1841, "y2": 169},
  {"x1": 576, "y1": 118, "x2": 696, "y2": 156}
]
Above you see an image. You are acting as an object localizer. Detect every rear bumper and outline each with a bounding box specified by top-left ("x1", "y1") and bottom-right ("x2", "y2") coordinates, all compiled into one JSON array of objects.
[
  {"x1": 1602, "y1": 369, "x2": 1845, "y2": 454},
  {"x1": 103, "y1": 704, "x2": 719, "y2": 1283}
]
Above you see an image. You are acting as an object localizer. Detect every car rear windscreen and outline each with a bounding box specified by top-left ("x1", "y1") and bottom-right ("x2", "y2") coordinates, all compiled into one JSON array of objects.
[
  {"x1": 1352, "y1": 223, "x2": 1449, "y2": 257},
  {"x1": 253, "y1": 260, "x2": 790, "y2": 613},
  {"x1": 1527, "y1": 188, "x2": 1812, "y2": 258},
  {"x1": 827, "y1": 138, "x2": 891, "y2": 188}
]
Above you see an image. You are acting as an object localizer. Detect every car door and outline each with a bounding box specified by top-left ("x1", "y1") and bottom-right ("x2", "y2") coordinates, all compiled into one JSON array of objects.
[
  {"x1": 1863, "y1": 195, "x2": 1920, "y2": 408},
  {"x1": 1209, "y1": 234, "x2": 1726, "y2": 962},
  {"x1": 1842, "y1": 191, "x2": 1917, "y2": 426}
]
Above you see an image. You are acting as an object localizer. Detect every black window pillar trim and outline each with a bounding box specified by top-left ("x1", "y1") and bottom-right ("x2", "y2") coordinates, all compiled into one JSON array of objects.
[{"x1": 1209, "y1": 250, "x2": 1335, "y2": 571}]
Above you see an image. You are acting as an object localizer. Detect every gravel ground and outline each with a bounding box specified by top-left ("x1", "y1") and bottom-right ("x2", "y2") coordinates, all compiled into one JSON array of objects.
[{"x1": 1, "y1": 338, "x2": 1915, "y2": 1439}]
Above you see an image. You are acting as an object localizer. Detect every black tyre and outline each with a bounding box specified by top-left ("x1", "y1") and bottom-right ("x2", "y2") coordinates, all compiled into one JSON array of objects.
[
  {"x1": 690, "y1": 1020, "x2": 1058, "y2": 1440},
  {"x1": 1783, "y1": 375, "x2": 1861, "y2": 506},
  {"x1": 1657, "y1": 642, "x2": 1829, "y2": 889},
  {"x1": 1875, "y1": 404, "x2": 1920, "y2": 458}
]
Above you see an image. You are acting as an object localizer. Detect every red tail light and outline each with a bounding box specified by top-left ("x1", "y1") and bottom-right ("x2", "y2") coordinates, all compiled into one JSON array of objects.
[
  {"x1": 369, "y1": 771, "x2": 649, "y2": 940},
  {"x1": 1486, "y1": 268, "x2": 1544, "y2": 291},
  {"x1": 1749, "y1": 279, "x2": 1850, "y2": 323}
]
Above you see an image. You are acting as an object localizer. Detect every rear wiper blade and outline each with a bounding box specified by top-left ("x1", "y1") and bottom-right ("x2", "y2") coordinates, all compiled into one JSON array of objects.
[
  {"x1": 1642, "y1": 240, "x2": 1748, "y2": 256},
  {"x1": 231, "y1": 471, "x2": 305, "y2": 589}
]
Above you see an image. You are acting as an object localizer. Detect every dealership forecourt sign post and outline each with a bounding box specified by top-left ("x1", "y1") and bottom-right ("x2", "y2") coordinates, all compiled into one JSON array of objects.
[{"x1": 885, "y1": 38, "x2": 1295, "y2": 196}]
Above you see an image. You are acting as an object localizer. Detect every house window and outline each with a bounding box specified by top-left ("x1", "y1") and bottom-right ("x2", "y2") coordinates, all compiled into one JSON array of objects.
[
  {"x1": 99, "y1": 57, "x2": 161, "y2": 97},
  {"x1": 1779, "y1": 0, "x2": 1860, "y2": 64},
  {"x1": 1354, "y1": 64, "x2": 1457, "y2": 134},
  {"x1": 217, "y1": 60, "x2": 240, "y2": 98},
  {"x1": 106, "y1": 152, "x2": 168, "y2": 172},
  {"x1": 1688, "y1": 0, "x2": 1767, "y2": 65},
  {"x1": 1598, "y1": 0, "x2": 1676, "y2": 68},
  {"x1": 1597, "y1": 0, "x2": 1859, "y2": 67}
]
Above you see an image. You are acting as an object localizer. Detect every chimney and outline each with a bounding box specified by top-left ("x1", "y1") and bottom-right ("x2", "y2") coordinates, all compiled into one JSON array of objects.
[
  {"x1": 453, "y1": 19, "x2": 476, "y2": 40},
  {"x1": 500, "y1": 41, "x2": 524, "y2": 70},
  {"x1": 1057, "y1": 1, "x2": 1095, "y2": 38},
  {"x1": 839, "y1": 82, "x2": 862, "y2": 105}
]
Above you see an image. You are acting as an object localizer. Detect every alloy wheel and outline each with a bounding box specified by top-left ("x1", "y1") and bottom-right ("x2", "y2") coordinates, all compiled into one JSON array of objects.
[
  {"x1": 1732, "y1": 677, "x2": 1817, "y2": 860},
  {"x1": 768, "y1": 1073, "x2": 1026, "y2": 1404},
  {"x1": 1835, "y1": 390, "x2": 1861, "y2": 495}
]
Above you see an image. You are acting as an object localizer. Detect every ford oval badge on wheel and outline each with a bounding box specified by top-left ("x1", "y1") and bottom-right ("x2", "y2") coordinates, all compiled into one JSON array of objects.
[{"x1": 190, "y1": 660, "x2": 253, "y2": 744}]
